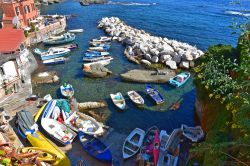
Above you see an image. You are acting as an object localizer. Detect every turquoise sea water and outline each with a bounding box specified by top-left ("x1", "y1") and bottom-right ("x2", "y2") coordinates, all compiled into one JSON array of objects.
[{"x1": 33, "y1": 0, "x2": 249, "y2": 164}]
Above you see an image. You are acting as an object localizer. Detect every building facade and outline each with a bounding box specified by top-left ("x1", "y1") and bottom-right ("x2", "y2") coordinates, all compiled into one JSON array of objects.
[
  {"x1": 0, "y1": 0, "x2": 38, "y2": 28},
  {"x1": 0, "y1": 28, "x2": 30, "y2": 98}
]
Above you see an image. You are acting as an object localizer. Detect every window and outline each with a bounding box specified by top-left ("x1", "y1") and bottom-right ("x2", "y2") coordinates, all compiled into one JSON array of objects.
[
  {"x1": 24, "y1": 5, "x2": 30, "y2": 14},
  {"x1": 15, "y1": 6, "x2": 20, "y2": 16},
  {"x1": 31, "y1": 4, "x2": 35, "y2": 11}
]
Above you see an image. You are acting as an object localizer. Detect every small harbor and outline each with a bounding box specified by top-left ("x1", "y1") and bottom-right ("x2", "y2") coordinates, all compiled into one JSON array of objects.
[{"x1": 1, "y1": 0, "x2": 247, "y2": 165}]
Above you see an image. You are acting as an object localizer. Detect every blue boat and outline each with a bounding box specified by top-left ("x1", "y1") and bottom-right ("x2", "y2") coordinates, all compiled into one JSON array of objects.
[
  {"x1": 145, "y1": 85, "x2": 164, "y2": 104},
  {"x1": 78, "y1": 131, "x2": 112, "y2": 163},
  {"x1": 84, "y1": 51, "x2": 110, "y2": 58},
  {"x1": 43, "y1": 33, "x2": 76, "y2": 45},
  {"x1": 168, "y1": 72, "x2": 190, "y2": 87},
  {"x1": 43, "y1": 57, "x2": 67, "y2": 65}
]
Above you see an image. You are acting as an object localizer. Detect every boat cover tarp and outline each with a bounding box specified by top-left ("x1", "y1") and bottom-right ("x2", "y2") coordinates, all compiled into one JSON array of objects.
[
  {"x1": 56, "y1": 99, "x2": 70, "y2": 113},
  {"x1": 16, "y1": 110, "x2": 38, "y2": 134}
]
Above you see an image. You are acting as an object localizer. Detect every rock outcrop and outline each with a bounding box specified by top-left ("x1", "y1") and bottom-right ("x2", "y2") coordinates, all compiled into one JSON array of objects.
[
  {"x1": 78, "y1": 101, "x2": 107, "y2": 110},
  {"x1": 83, "y1": 63, "x2": 112, "y2": 78},
  {"x1": 98, "y1": 17, "x2": 204, "y2": 69},
  {"x1": 32, "y1": 71, "x2": 59, "y2": 84},
  {"x1": 120, "y1": 69, "x2": 175, "y2": 83},
  {"x1": 79, "y1": 0, "x2": 108, "y2": 5}
]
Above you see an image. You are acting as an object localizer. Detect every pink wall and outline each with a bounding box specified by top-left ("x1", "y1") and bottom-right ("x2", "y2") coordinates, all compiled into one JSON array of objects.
[{"x1": 1, "y1": 0, "x2": 38, "y2": 28}]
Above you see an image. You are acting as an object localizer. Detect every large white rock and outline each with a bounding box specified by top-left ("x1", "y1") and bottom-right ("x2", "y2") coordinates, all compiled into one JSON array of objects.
[
  {"x1": 189, "y1": 61, "x2": 195, "y2": 68},
  {"x1": 179, "y1": 61, "x2": 190, "y2": 69},
  {"x1": 182, "y1": 51, "x2": 194, "y2": 61},
  {"x1": 141, "y1": 59, "x2": 151, "y2": 66},
  {"x1": 160, "y1": 54, "x2": 172, "y2": 62},
  {"x1": 162, "y1": 43, "x2": 174, "y2": 51},
  {"x1": 152, "y1": 37, "x2": 160, "y2": 44},
  {"x1": 192, "y1": 51, "x2": 202, "y2": 59},
  {"x1": 145, "y1": 54, "x2": 151, "y2": 61},
  {"x1": 166, "y1": 60, "x2": 177, "y2": 70},
  {"x1": 150, "y1": 48, "x2": 160, "y2": 56},
  {"x1": 151, "y1": 56, "x2": 159, "y2": 63}
]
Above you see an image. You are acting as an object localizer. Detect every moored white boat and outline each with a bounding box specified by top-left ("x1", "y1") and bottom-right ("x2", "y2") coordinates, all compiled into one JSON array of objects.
[
  {"x1": 127, "y1": 91, "x2": 144, "y2": 105},
  {"x1": 89, "y1": 41, "x2": 111, "y2": 47},
  {"x1": 84, "y1": 51, "x2": 110, "y2": 57},
  {"x1": 83, "y1": 57, "x2": 113, "y2": 67},
  {"x1": 83, "y1": 56, "x2": 112, "y2": 62},
  {"x1": 41, "y1": 118, "x2": 77, "y2": 146},
  {"x1": 110, "y1": 92, "x2": 126, "y2": 110},
  {"x1": 123, "y1": 128, "x2": 145, "y2": 159},
  {"x1": 64, "y1": 111, "x2": 104, "y2": 136},
  {"x1": 57, "y1": 43, "x2": 78, "y2": 50},
  {"x1": 68, "y1": 29, "x2": 84, "y2": 33},
  {"x1": 40, "y1": 47, "x2": 71, "y2": 60},
  {"x1": 43, "y1": 57, "x2": 67, "y2": 65},
  {"x1": 88, "y1": 45, "x2": 110, "y2": 52},
  {"x1": 92, "y1": 36, "x2": 112, "y2": 42}
]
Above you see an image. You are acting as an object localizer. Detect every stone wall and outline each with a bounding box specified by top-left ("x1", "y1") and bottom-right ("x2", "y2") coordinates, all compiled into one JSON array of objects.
[{"x1": 26, "y1": 17, "x2": 66, "y2": 45}]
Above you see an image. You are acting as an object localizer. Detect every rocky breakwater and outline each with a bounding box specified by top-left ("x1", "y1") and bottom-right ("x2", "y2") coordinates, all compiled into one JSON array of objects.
[{"x1": 98, "y1": 17, "x2": 204, "y2": 69}]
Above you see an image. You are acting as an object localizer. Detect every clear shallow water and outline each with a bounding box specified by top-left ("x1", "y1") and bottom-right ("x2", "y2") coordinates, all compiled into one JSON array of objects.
[
  {"x1": 34, "y1": 0, "x2": 248, "y2": 133},
  {"x1": 32, "y1": 1, "x2": 249, "y2": 164}
]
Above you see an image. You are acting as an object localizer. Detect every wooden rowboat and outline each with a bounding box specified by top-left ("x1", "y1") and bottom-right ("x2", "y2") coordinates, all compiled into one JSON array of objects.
[
  {"x1": 110, "y1": 92, "x2": 126, "y2": 110},
  {"x1": 145, "y1": 85, "x2": 164, "y2": 104},
  {"x1": 78, "y1": 131, "x2": 112, "y2": 163},
  {"x1": 127, "y1": 91, "x2": 144, "y2": 105},
  {"x1": 64, "y1": 111, "x2": 104, "y2": 136},
  {"x1": 123, "y1": 128, "x2": 145, "y2": 159}
]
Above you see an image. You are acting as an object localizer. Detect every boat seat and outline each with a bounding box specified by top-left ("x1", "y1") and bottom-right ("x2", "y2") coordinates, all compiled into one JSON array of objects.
[{"x1": 124, "y1": 146, "x2": 136, "y2": 153}]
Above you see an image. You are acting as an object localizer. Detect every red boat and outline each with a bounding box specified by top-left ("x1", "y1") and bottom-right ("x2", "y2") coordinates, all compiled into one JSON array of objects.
[
  {"x1": 140, "y1": 126, "x2": 160, "y2": 166},
  {"x1": 151, "y1": 131, "x2": 160, "y2": 165}
]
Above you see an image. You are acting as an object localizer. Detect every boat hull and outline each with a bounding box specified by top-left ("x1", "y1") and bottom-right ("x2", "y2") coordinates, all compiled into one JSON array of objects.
[
  {"x1": 145, "y1": 85, "x2": 164, "y2": 104},
  {"x1": 78, "y1": 131, "x2": 112, "y2": 163},
  {"x1": 110, "y1": 92, "x2": 126, "y2": 110},
  {"x1": 123, "y1": 128, "x2": 145, "y2": 159},
  {"x1": 27, "y1": 131, "x2": 71, "y2": 166},
  {"x1": 43, "y1": 57, "x2": 66, "y2": 65},
  {"x1": 127, "y1": 91, "x2": 144, "y2": 105},
  {"x1": 41, "y1": 52, "x2": 69, "y2": 60},
  {"x1": 168, "y1": 72, "x2": 190, "y2": 87},
  {"x1": 41, "y1": 118, "x2": 77, "y2": 146}
]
